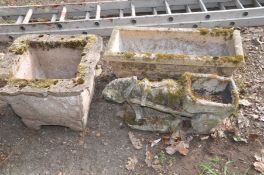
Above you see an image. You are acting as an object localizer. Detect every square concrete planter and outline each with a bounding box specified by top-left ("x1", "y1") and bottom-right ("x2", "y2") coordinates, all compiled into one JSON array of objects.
[
  {"x1": 104, "y1": 27, "x2": 244, "y2": 79},
  {"x1": 181, "y1": 72, "x2": 239, "y2": 133},
  {"x1": 0, "y1": 34, "x2": 102, "y2": 131}
]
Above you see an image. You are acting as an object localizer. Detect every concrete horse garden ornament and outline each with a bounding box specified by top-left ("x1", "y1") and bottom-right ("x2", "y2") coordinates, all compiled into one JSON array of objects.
[{"x1": 102, "y1": 72, "x2": 239, "y2": 134}]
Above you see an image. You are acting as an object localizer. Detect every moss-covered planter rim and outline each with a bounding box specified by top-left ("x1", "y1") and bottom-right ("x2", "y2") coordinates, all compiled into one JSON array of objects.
[
  {"x1": 104, "y1": 52, "x2": 245, "y2": 67},
  {"x1": 0, "y1": 34, "x2": 102, "y2": 97},
  {"x1": 8, "y1": 34, "x2": 97, "y2": 55},
  {"x1": 182, "y1": 72, "x2": 239, "y2": 108}
]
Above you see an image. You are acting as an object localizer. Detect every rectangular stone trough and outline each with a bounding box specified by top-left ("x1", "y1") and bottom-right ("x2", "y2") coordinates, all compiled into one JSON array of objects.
[
  {"x1": 103, "y1": 27, "x2": 244, "y2": 79},
  {"x1": 0, "y1": 34, "x2": 102, "y2": 131}
]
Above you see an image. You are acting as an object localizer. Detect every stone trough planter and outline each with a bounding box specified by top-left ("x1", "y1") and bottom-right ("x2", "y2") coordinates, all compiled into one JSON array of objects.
[
  {"x1": 102, "y1": 72, "x2": 239, "y2": 134},
  {"x1": 0, "y1": 34, "x2": 102, "y2": 131},
  {"x1": 182, "y1": 72, "x2": 239, "y2": 133},
  {"x1": 103, "y1": 27, "x2": 244, "y2": 79}
]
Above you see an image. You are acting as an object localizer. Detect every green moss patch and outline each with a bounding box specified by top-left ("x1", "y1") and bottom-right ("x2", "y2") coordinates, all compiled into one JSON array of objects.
[
  {"x1": 74, "y1": 64, "x2": 87, "y2": 85},
  {"x1": 211, "y1": 28, "x2": 234, "y2": 37},
  {"x1": 156, "y1": 53, "x2": 188, "y2": 61},
  {"x1": 137, "y1": 78, "x2": 184, "y2": 107},
  {"x1": 7, "y1": 79, "x2": 58, "y2": 88},
  {"x1": 8, "y1": 35, "x2": 97, "y2": 55},
  {"x1": 198, "y1": 28, "x2": 210, "y2": 35},
  {"x1": 8, "y1": 39, "x2": 29, "y2": 55},
  {"x1": 231, "y1": 90, "x2": 240, "y2": 109},
  {"x1": 213, "y1": 55, "x2": 244, "y2": 64},
  {"x1": 124, "y1": 114, "x2": 141, "y2": 126},
  {"x1": 121, "y1": 52, "x2": 135, "y2": 59},
  {"x1": 197, "y1": 28, "x2": 234, "y2": 40}
]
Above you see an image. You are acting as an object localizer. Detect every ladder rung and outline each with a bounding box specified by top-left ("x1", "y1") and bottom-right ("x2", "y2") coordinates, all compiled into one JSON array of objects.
[
  {"x1": 119, "y1": 9, "x2": 124, "y2": 17},
  {"x1": 131, "y1": 3, "x2": 136, "y2": 17},
  {"x1": 23, "y1": 9, "x2": 33, "y2": 24},
  {"x1": 51, "y1": 14, "x2": 57, "y2": 22},
  {"x1": 85, "y1": 11, "x2": 90, "y2": 20},
  {"x1": 185, "y1": 5, "x2": 192, "y2": 13},
  {"x1": 16, "y1": 15, "x2": 24, "y2": 24},
  {"x1": 235, "y1": 0, "x2": 244, "y2": 9},
  {"x1": 152, "y1": 7, "x2": 158, "y2": 15},
  {"x1": 96, "y1": 4, "x2": 101, "y2": 20},
  {"x1": 165, "y1": 0, "x2": 172, "y2": 14},
  {"x1": 59, "y1": 6, "x2": 67, "y2": 22},
  {"x1": 198, "y1": 0, "x2": 207, "y2": 12},
  {"x1": 254, "y1": 0, "x2": 262, "y2": 7},
  {"x1": 219, "y1": 2, "x2": 226, "y2": 10}
]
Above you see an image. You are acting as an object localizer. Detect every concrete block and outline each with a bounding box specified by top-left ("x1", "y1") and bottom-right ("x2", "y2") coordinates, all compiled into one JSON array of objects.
[
  {"x1": 0, "y1": 34, "x2": 103, "y2": 131},
  {"x1": 104, "y1": 27, "x2": 244, "y2": 79}
]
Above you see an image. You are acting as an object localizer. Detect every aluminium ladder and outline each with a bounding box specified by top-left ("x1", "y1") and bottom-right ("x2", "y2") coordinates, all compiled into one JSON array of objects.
[{"x1": 0, "y1": 0, "x2": 263, "y2": 41}]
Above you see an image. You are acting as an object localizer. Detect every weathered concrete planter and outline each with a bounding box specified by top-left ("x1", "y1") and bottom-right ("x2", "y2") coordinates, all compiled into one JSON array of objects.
[
  {"x1": 0, "y1": 34, "x2": 102, "y2": 131},
  {"x1": 104, "y1": 27, "x2": 244, "y2": 79},
  {"x1": 182, "y1": 73, "x2": 239, "y2": 133},
  {"x1": 103, "y1": 72, "x2": 239, "y2": 134}
]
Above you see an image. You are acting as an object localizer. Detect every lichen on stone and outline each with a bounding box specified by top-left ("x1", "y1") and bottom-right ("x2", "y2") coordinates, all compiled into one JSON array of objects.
[
  {"x1": 84, "y1": 35, "x2": 97, "y2": 49},
  {"x1": 197, "y1": 28, "x2": 234, "y2": 40},
  {"x1": 213, "y1": 55, "x2": 244, "y2": 64},
  {"x1": 142, "y1": 52, "x2": 152, "y2": 60},
  {"x1": 211, "y1": 28, "x2": 234, "y2": 37},
  {"x1": 180, "y1": 72, "x2": 198, "y2": 102},
  {"x1": 7, "y1": 78, "x2": 58, "y2": 88},
  {"x1": 198, "y1": 28, "x2": 210, "y2": 35},
  {"x1": 74, "y1": 63, "x2": 87, "y2": 85},
  {"x1": 164, "y1": 79, "x2": 183, "y2": 106},
  {"x1": 124, "y1": 114, "x2": 141, "y2": 126},
  {"x1": 231, "y1": 89, "x2": 240, "y2": 109},
  {"x1": 121, "y1": 52, "x2": 136, "y2": 59},
  {"x1": 155, "y1": 53, "x2": 188, "y2": 61},
  {"x1": 8, "y1": 35, "x2": 97, "y2": 55},
  {"x1": 8, "y1": 39, "x2": 30, "y2": 55},
  {"x1": 29, "y1": 79, "x2": 58, "y2": 88},
  {"x1": 77, "y1": 64, "x2": 86, "y2": 78},
  {"x1": 137, "y1": 78, "x2": 183, "y2": 107}
]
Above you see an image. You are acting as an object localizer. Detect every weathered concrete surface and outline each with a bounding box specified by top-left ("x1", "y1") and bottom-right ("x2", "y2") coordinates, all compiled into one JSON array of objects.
[
  {"x1": 103, "y1": 72, "x2": 239, "y2": 134},
  {"x1": 104, "y1": 27, "x2": 245, "y2": 79},
  {"x1": 0, "y1": 34, "x2": 103, "y2": 131}
]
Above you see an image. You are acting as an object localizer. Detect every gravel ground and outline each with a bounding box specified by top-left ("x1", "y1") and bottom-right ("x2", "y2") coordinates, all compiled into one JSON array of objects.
[{"x1": 0, "y1": 1, "x2": 264, "y2": 175}]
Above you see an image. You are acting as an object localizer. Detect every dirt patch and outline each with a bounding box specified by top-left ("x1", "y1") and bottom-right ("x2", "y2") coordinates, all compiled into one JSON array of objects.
[{"x1": 193, "y1": 89, "x2": 226, "y2": 103}]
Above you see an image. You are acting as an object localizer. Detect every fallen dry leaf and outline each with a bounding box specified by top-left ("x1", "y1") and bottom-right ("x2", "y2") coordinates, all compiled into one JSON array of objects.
[
  {"x1": 254, "y1": 162, "x2": 264, "y2": 173},
  {"x1": 128, "y1": 132, "x2": 143, "y2": 150},
  {"x1": 254, "y1": 150, "x2": 264, "y2": 173},
  {"x1": 145, "y1": 147, "x2": 154, "y2": 167},
  {"x1": 169, "y1": 131, "x2": 181, "y2": 145},
  {"x1": 211, "y1": 116, "x2": 237, "y2": 138},
  {"x1": 151, "y1": 159, "x2": 162, "y2": 172},
  {"x1": 161, "y1": 134, "x2": 170, "y2": 145},
  {"x1": 125, "y1": 156, "x2": 138, "y2": 171},
  {"x1": 165, "y1": 141, "x2": 189, "y2": 156}
]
